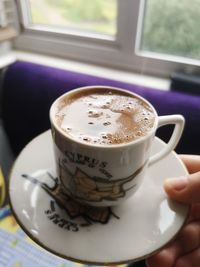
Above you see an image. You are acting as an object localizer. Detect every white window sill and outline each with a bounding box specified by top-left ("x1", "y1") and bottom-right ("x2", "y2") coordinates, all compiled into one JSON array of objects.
[{"x1": 0, "y1": 50, "x2": 170, "y2": 91}]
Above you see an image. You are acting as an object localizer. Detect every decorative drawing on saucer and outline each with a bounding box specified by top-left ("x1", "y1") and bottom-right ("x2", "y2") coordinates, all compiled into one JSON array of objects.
[{"x1": 22, "y1": 170, "x2": 120, "y2": 228}]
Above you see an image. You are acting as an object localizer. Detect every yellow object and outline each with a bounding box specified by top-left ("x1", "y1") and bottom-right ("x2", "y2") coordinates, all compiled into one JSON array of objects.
[{"x1": 0, "y1": 167, "x2": 6, "y2": 207}]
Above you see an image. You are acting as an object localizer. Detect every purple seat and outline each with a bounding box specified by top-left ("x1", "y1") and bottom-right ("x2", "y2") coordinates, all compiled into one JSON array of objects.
[{"x1": 2, "y1": 61, "x2": 200, "y2": 155}]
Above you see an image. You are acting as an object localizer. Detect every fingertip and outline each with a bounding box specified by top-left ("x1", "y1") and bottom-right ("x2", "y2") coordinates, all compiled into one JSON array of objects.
[
  {"x1": 164, "y1": 172, "x2": 200, "y2": 203},
  {"x1": 164, "y1": 177, "x2": 188, "y2": 192}
]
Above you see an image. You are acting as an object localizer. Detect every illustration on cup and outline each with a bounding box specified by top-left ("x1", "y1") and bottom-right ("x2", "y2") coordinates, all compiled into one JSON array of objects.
[{"x1": 58, "y1": 158, "x2": 146, "y2": 203}]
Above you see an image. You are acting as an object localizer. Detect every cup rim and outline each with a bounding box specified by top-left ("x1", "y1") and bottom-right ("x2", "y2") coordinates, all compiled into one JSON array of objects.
[{"x1": 49, "y1": 85, "x2": 159, "y2": 149}]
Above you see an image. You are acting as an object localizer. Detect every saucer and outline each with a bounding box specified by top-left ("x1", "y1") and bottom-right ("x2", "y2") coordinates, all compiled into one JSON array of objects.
[{"x1": 9, "y1": 130, "x2": 189, "y2": 265}]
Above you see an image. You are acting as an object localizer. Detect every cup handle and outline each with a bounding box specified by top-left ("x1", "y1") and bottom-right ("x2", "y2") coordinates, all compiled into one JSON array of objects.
[{"x1": 149, "y1": 115, "x2": 185, "y2": 166}]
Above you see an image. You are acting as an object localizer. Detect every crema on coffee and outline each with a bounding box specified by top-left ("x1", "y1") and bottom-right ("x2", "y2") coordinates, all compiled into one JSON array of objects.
[{"x1": 54, "y1": 88, "x2": 155, "y2": 145}]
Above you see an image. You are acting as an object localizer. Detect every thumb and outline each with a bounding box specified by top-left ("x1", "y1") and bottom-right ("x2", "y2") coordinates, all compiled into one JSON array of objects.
[{"x1": 164, "y1": 171, "x2": 200, "y2": 204}]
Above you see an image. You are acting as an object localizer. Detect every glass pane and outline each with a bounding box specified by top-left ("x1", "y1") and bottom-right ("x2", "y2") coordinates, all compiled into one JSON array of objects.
[
  {"x1": 141, "y1": 0, "x2": 200, "y2": 60},
  {"x1": 28, "y1": 0, "x2": 117, "y2": 36}
]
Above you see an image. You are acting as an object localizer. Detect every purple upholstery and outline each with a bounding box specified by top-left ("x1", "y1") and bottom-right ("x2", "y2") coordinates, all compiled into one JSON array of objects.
[{"x1": 2, "y1": 61, "x2": 200, "y2": 155}]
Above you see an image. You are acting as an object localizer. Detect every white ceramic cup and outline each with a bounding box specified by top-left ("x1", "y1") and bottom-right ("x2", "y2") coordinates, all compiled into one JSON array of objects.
[{"x1": 50, "y1": 86, "x2": 185, "y2": 207}]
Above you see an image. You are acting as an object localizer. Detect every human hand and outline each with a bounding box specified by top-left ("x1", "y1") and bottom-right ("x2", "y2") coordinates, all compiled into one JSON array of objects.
[{"x1": 146, "y1": 155, "x2": 200, "y2": 267}]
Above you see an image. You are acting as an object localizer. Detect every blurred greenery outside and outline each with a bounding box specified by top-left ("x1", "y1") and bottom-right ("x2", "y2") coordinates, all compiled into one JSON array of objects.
[
  {"x1": 142, "y1": 0, "x2": 200, "y2": 59},
  {"x1": 30, "y1": 0, "x2": 200, "y2": 60},
  {"x1": 30, "y1": 0, "x2": 117, "y2": 35}
]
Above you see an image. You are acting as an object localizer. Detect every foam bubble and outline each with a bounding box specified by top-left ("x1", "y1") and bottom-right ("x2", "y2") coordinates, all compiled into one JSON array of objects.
[{"x1": 103, "y1": 121, "x2": 111, "y2": 126}]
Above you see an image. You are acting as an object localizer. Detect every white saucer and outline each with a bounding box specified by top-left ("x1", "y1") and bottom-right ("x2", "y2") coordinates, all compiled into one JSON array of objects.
[{"x1": 9, "y1": 130, "x2": 189, "y2": 265}]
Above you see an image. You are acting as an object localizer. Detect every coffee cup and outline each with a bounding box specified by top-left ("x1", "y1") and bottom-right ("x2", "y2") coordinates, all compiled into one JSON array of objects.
[{"x1": 50, "y1": 86, "x2": 185, "y2": 207}]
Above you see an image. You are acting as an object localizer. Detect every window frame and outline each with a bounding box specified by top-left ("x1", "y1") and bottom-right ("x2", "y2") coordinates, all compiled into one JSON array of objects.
[{"x1": 14, "y1": 0, "x2": 200, "y2": 78}]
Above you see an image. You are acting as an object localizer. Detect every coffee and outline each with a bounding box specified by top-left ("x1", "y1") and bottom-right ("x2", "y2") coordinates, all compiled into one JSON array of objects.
[{"x1": 54, "y1": 88, "x2": 155, "y2": 145}]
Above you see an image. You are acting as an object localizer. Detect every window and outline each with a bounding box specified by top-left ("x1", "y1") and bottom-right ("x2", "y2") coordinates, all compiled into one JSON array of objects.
[
  {"x1": 139, "y1": 0, "x2": 200, "y2": 62},
  {"x1": 15, "y1": 0, "x2": 200, "y2": 77},
  {"x1": 28, "y1": 0, "x2": 117, "y2": 37}
]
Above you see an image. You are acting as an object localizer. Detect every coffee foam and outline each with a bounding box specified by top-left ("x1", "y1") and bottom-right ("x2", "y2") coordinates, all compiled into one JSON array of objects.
[{"x1": 55, "y1": 89, "x2": 155, "y2": 145}]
